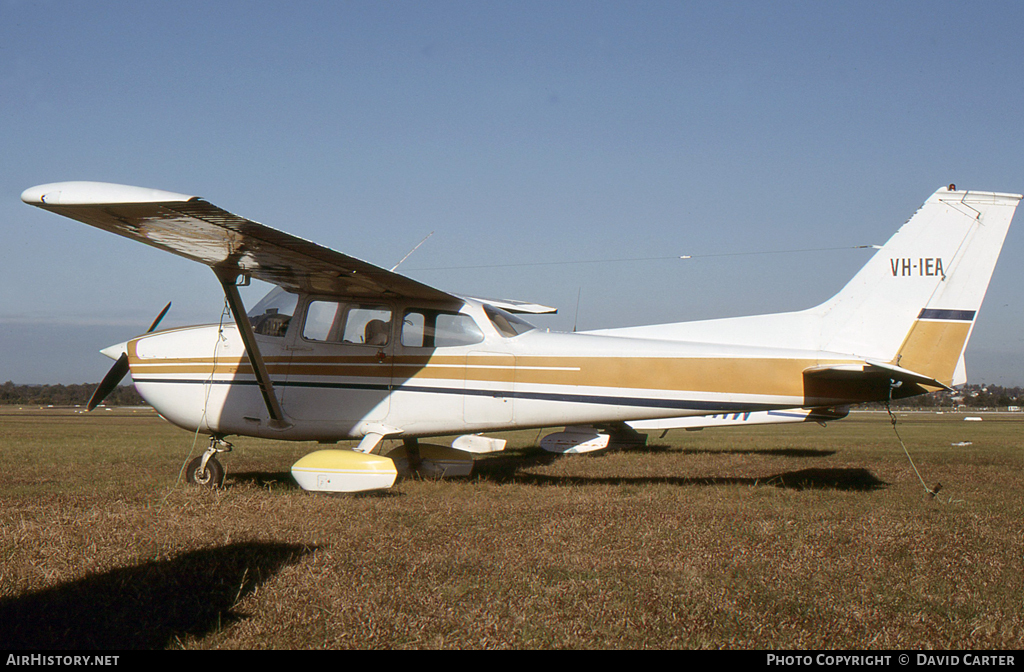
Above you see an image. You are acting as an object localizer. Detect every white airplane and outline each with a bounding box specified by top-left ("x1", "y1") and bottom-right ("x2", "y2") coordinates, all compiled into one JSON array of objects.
[{"x1": 22, "y1": 182, "x2": 1021, "y2": 492}]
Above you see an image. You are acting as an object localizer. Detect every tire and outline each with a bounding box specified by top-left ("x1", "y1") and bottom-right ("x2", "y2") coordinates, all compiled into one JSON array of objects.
[{"x1": 186, "y1": 455, "x2": 225, "y2": 488}]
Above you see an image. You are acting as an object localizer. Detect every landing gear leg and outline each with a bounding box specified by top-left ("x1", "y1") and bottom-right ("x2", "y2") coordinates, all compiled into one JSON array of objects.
[
  {"x1": 389, "y1": 438, "x2": 473, "y2": 479},
  {"x1": 186, "y1": 437, "x2": 232, "y2": 488},
  {"x1": 403, "y1": 437, "x2": 422, "y2": 476},
  {"x1": 606, "y1": 423, "x2": 648, "y2": 451}
]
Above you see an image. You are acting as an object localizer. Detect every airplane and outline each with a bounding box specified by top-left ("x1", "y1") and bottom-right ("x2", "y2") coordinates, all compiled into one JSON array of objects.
[{"x1": 21, "y1": 181, "x2": 1021, "y2": 492}]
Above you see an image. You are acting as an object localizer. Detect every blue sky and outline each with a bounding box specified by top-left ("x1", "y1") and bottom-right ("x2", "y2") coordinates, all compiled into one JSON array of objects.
[{"x1": 3, "y1": 1, "x2": 1024, "y2": 384}]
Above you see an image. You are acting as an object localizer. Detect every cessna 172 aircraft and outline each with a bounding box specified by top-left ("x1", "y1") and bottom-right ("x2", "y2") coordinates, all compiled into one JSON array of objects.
[{"x1": 21, "y1": 181, "x2": 1021, "y2": 492}]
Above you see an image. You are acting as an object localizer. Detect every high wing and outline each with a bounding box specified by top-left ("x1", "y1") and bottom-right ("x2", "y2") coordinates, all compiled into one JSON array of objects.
[{"x1": 21, "y1": 181, "x2": 456, "y2": 302}]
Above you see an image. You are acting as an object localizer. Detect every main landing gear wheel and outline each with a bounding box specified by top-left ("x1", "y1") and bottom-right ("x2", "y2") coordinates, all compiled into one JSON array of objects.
[{"x1": 186, "y1": 455, "x2": 225, "y2": 488}]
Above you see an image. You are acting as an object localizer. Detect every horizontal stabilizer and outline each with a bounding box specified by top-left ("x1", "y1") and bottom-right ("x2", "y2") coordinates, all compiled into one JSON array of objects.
[{"x1": 804, "y1": 360, "x2": 952, "y2": 392}]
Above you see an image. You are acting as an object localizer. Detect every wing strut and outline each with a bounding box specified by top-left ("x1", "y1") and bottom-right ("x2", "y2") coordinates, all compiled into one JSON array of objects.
[{"x1": 215, "y1": 269, "x2": 291, "y2": 429}]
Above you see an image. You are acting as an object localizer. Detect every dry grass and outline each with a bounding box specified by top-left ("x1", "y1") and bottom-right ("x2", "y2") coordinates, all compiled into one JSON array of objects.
[{"x1": 0, "y1": 408, "x2": 1021, "y2": 649}]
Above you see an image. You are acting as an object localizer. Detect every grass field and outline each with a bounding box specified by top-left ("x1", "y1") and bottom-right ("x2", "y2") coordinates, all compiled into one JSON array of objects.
[{"x1": 0, "y1": 407, "x2": 1021, "y2": 649}]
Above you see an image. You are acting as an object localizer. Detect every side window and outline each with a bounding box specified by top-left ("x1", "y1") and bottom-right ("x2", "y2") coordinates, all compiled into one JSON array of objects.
[
  {"x1": 401, "y1": 309, "x2": 484, "y2": 348},
  {"x1": 401, "y1": 311, "x2": 427, "y2": 347},
  {"x1": 302, "y1": 301, "x2": 393, "y2": 345},
  {"x1": 302, "y1": 300, "x2": 341, "y2": 341},
  {"x1": 342, "y1": 306, "x2": 392, "y2": 345},
  {"x1": 436, "y1": 313, "x2": 484, "y2": 346}
]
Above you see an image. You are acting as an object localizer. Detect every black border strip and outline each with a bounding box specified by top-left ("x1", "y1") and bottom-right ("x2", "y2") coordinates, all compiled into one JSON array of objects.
[{"x1": 917, "y1": 308, "x2": 976, "y2": 321}]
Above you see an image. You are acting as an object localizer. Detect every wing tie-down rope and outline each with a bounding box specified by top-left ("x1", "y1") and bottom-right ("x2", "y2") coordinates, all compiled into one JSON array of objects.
[
  {"x1": 885, "y1": 380, "x2": 960, "y2": 504},
  {"x1": 159, "y1": 298, "x2": 232, "y2": 507}
]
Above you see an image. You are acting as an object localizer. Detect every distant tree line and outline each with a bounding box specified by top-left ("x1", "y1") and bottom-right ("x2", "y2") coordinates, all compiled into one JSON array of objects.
[
  {"x1": 862, "y1": 384, "x2": 1024, "y2": 410},
  {"x1": 0, "y1": 382, "x2": 146, "y2": 406}
]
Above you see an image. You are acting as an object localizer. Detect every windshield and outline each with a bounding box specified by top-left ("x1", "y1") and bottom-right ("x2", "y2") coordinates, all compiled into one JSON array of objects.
[{"x1": 247, "y1": 287, "x2": 299, "y2": 337}]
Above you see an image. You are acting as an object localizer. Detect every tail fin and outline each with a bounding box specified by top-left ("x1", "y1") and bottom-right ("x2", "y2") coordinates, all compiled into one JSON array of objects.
[
  {"x1": 587, "y1": 186, "x2": 1021, "y2": 388},
  {"x1": 817, "y1": 186, "x2": 1020, "y2": 386}
]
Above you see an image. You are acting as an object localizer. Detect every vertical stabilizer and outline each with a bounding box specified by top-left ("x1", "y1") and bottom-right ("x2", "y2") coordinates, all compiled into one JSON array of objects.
[
  {"x1": 819, "y1": 187, "x2": 1020, "y2": 386},
  {"x1": 586, "y1": 186, "x2": 1020, "y2": 389}
]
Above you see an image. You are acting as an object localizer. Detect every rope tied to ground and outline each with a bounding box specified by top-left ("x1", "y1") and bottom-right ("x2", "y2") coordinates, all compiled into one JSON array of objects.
[
  {"x1": 886, "y1": 379, "x2": 953, "y2": 503},
  {"x1": 158, "y1": 297, "x2": 232, "y2": 506}
]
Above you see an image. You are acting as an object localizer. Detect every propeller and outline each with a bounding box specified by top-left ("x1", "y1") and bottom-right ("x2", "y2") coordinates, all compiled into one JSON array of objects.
[{"x1": 86, "y1": 302, "x2": 171, "y2": 411}]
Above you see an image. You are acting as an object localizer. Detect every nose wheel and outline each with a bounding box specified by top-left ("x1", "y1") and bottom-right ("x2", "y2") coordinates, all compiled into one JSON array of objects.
[{"x1": 186, "y1": 437, "x2": 232, "y2": 488}]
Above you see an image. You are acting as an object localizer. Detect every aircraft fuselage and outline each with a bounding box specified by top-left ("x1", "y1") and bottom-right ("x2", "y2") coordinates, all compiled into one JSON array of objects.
[{"x1": 124, "y1": 297, "x2": 888, "y2": 442}]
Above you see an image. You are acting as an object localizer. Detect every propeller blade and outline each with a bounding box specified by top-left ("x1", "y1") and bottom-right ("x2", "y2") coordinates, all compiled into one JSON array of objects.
[
  {"x1": 87, "y1": 352, "x2": 130, "y2": 411},
  {"x1": 147, "y1": 301, "x2": 171, "y2": 333},
  {"x1": 87, "y1": 302, "x2": 170, "y2": 411}
]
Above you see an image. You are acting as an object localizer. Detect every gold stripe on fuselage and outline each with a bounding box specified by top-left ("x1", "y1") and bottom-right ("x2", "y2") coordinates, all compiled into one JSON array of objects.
[{"x1": 128, "y1": 339, "x2": 852, "y2": 398}]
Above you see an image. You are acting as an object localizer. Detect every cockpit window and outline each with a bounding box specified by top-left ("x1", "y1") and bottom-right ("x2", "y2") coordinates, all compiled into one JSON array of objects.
[
  {"x1": 484, "y1": 305, "x2": 535, "y2": 338},
  {"x1": 247, "y1": 287, "x2": 298, "y2": 337}
]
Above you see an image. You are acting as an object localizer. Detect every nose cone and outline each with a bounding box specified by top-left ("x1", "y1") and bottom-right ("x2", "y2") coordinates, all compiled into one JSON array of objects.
[{"x1": 100, "y1": 341, "x2": 129, "y2": 361}]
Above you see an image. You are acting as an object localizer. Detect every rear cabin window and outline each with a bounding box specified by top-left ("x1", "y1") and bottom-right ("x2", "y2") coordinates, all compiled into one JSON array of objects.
[
  {"x1": 302, "y1": 301, "x2": 393, "y2": 345},
  {"x1": 401, "y1": 309, "x2": 484, "y2": 348}
]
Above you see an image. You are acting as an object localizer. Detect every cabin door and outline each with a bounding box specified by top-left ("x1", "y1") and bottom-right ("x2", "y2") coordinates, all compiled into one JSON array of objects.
[{"x1": 281, "y1": 299, "x2": 394, "y2": 428}]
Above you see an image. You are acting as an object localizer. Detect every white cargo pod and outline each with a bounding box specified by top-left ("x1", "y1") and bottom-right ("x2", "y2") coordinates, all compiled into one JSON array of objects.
[
  {"x1": 451, "y1": 434, "x2": 507, "y2": 454},
  {"x1": 291, "y1": 450, "x2": 398, "y2": 493}
]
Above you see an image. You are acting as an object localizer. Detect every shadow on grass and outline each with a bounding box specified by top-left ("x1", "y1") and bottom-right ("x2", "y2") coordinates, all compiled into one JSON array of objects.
[
  {"x1": 228, "y1": 470, "x2": 298, "y2": 488},
  {"x1": 224, "y1": 450, "x2": 863, "y2": 493},
  {"x1": 227, "y1": 471, "x2": 402, "y2": 498},
  {"x1": 677, "y1": 447, "x2": 838, "y2": 458},
  {"x1": 472, "y1": 449, "x2": 885, "y2": 492},
  {"x1": 471, "y1": 450, "x2": 560, "y2": 479},
  {"x1": 0, "y1": 542, "x2": 313, "y2": 649},
  {"x1": 625, "y1": 443, "x2": 837, "y2": 458},
  {"x1": 504, "y1": 468, "x2": 885, "y2": 491}
]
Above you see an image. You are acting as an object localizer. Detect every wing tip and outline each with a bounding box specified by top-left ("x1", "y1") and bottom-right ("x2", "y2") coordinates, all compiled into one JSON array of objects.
[{"x1": 21, "y1": 181, "x2": 195, "y2": 207}]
